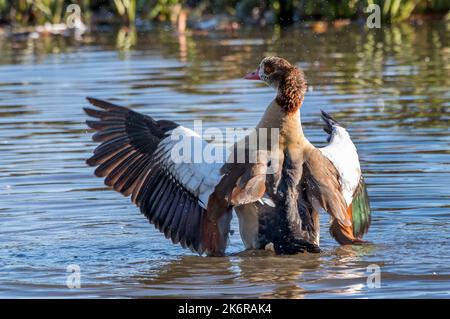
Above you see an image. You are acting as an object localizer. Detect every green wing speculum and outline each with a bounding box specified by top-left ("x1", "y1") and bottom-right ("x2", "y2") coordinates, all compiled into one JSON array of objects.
[{"x1": 351, "y1": 177, "x2": 371, "y2": 238}]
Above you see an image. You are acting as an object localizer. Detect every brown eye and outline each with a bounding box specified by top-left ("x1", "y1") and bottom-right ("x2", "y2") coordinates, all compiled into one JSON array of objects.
[{"x1": 264, "y1": 65, "x2": 274, "y2": 74}]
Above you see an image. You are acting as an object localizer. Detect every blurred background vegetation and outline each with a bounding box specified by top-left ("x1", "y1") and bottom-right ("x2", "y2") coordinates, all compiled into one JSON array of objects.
[{"x1": 0, "y1": 0, "x2": 448, "y2": 29}]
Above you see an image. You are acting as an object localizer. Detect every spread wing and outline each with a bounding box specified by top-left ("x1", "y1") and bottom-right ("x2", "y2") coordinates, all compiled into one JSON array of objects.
[
  {"x1": 84, "y1": 97, "x2": 231, "y2": 256},
  {"x1": 319, "y1": 110, "x2": 371, "y2": 244}
]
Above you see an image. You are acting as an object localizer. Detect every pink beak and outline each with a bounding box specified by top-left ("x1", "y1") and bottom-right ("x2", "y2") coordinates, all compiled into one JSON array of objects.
[{"x1": 244, "y1": 68, "x2": 260, "y2": 80}]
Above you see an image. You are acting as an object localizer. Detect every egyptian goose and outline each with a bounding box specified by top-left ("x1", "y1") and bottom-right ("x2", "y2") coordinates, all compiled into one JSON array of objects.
[{"x1": 84, "y1": 56, "x2": 371, "y2": 256}]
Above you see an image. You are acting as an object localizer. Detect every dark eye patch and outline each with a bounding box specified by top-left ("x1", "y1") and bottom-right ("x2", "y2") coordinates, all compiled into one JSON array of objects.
[{"x1": 264, "y1": 64, "x2": 274, "y2": 74}]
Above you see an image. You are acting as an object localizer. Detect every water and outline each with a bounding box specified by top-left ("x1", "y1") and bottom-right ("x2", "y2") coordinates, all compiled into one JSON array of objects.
[{"x1": 0, "y1": 22, "x2": 449, "y2": 298}]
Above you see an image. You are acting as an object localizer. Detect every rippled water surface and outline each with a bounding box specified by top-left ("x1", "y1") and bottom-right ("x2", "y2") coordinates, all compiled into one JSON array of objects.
[{"x1": 0, "y1": 22, "x2": 449, "y2": 298}]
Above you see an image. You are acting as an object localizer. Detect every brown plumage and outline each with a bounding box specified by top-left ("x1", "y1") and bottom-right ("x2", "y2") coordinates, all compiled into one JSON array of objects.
[
  {"x1": 276, "y1": 66, "x2": 307, "y2": 113},
  {"x1": 236, "y1": 56, "x2": 364, "y2": 253},
  {"x1": 257, "y1": 57, "x2": 307, "y2": 113}
]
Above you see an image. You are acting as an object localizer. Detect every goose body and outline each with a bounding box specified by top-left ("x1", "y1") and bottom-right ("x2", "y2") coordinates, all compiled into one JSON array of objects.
[{"x1": 84, "y1": 57, "x2": 371, "y2": 256}]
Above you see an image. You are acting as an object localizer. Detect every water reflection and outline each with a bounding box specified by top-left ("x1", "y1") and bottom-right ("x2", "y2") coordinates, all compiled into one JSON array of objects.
[
  {"x1": 116, "y1": 26, "x2": 137, "y2": 53},
  {"x1": 129, "y1": 246, "x2": 381, "y2": 298},
  {"x1": 132, "y1": 254, "x2": 313, "y2": 298}
]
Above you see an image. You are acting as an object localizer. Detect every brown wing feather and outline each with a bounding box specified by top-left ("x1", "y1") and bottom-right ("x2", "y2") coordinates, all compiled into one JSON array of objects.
[
  {"x1": 207, "y1": 134, "x2": 270, "y2": 220},
  {"x1": 329, "y1": 206, "x2": 358, "y2": 245},
  {"x1": 230, "y1": 162, "x2": 267, "y2": 206},
  {"x1": 330, "y1": 177, "x2": 371, "y2": 244},
  {"x1": 302, "y1": 148, "x2": 350, "y2": 226}
]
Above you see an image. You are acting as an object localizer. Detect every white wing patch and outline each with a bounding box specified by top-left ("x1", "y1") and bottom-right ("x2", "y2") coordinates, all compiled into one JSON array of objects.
[
  {"x1": 155, "y1": 126, "x2": 224, "y2": 208},
  {"x1": 258, "y1": 194, "x2": 276, "y2": 207},
  {"x1": 320, "y1": 126, "x2": 361, "y2": 206}
]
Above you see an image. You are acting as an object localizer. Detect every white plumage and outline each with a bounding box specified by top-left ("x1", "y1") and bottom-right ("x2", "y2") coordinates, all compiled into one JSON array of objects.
[
  {"x1": 320, "y1": 126, "x2": 361, "y2": 206},
  {"x1": 155, "y1": 126, "x2": 223, "y2": 208}
]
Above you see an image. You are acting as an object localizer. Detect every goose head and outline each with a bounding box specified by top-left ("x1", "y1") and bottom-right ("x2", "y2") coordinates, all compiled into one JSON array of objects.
[{"x1": 244, "y1": 56, "x2": 307, "y2": 113}]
